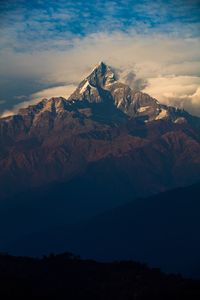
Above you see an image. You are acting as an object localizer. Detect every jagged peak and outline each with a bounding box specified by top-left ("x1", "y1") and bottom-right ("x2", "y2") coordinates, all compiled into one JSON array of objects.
[
  {"x1": 68, "y1": 62, "x2": 118, "y2": 102},
  {"x1": 86, "y1": 61, "x2": 117, "y2": 87},
  {"x1": 91, "y1": 61, "x2": 107, "y2": 72},
  {"x1": 67, "y1": 62, "x2": 184, "y2": 122}
]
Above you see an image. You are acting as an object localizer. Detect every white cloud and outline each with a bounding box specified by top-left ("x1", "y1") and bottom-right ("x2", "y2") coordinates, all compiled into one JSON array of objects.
[
  {"x1": 0, "y1": 110, "x2": 15, "y2": 118},
  {"x1": 144, "y1": 76, "x2": 200, "y2": 115},
  {"x1": 2, "y1": 33, "x2": 200, "y2": 81},
  {"x1": 30, "y1": 85, "x2": 76, "y2": 102}
]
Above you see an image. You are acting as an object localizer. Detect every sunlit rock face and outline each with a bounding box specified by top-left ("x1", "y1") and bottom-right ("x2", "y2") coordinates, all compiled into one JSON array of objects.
[
  {"x1": 0, "y1": 62, "x2": 200, "y2": 200},
  {"x1": 69, "y1": 62, "x2": 190, "y2": 123}
]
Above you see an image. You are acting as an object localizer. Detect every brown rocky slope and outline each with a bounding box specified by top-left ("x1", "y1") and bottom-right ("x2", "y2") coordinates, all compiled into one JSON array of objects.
[{"x1": 0, "y1": 62, "x2": 200, "y2": 201}]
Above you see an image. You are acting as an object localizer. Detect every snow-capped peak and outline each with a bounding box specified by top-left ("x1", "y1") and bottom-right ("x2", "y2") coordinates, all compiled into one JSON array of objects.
[
  {"x1": 86, "y1": 61, "x2": 117, "y2": 88},
  {"x1": 67, "y1": 62, "x2": 191, "y2": 123},
  {"x1": 68, "y1": 62, "x2": 117, "y2": 102}
]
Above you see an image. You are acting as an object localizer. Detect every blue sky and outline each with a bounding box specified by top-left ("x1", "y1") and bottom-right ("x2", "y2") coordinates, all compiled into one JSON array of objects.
[
  {"x1": 1, "y1": 0, "x2": 200, "y2": 50},
  {"x1": 0, "y1": 0, "x2": 200, "y2": 115}
]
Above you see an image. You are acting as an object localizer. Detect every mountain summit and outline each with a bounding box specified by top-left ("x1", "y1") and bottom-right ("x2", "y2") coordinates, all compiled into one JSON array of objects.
[
  {"x1": 68, "y1": 62, "x2": 189, "y2": 123},
  {"x1": 0, "y1": 63, "x2": 200, "y2": 201},
  {"x1": 69, "y1": 61, "x2": 117, "y2": 102}
]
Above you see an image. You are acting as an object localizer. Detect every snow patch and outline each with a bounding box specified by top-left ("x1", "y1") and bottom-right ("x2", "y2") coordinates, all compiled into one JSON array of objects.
[
  {"x1": 105, "y1": 68, "x2": 117, "y2": 86},
  {"x1": 113, "y1": 88, "x2": 124, "y2": 93},
  {"x1": 138, "y1": 106, "x2": 150, "y2": 113},
  {"x1": 174, "y1": 117, "x2": 186, "y2": 124},
  {"x1": 116, "y1": 98, "x2": 124, "y2": 107},
  {"x1": 80, "y1": 81, "x2": 90, "y2": 94},
  {"x1": 155, "y1": 109, "x2": 168, "y2": 120}
]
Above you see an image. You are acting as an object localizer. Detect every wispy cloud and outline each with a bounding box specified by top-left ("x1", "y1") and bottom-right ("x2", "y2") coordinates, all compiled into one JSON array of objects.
[
  {"x1": 1, "y1": 0, "x2": 199, "y2": 52},
  {"x1": 30, "y1": 84, "x2": 76, "y2": 103}
]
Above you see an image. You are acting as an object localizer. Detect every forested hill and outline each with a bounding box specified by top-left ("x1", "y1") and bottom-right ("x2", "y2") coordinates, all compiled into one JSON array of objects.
[{"x1": 0, "y1": 252, "x2": 200, "y2": 299}]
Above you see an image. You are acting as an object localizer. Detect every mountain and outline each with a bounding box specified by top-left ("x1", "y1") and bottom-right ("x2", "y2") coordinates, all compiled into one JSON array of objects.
[
  {"x1": 69, "y1": 61, "x2": 193, "y2": 122},
  {"x1": 9, "y1": 181, "x2": 200, "y2": 278},
  {"x1": 1, "y1": 62, "x2": 200, "y2": 277},
  {"x1": 0, "y1": 61, "x2": 200, "y2": 202}
]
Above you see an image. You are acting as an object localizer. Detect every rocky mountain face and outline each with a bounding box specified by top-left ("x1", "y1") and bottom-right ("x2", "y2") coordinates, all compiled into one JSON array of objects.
[
  {"x1": 69, "y1": 62, "x2": 192, "y2": 122},
  {"x1": 0, "y1": 62, "x2": 200, "y2": 201}
]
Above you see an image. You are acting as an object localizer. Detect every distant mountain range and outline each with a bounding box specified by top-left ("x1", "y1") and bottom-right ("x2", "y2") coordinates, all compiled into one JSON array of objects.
[
  {"x1": 7, "y1": 181, "x2": 200, "y2": 278},
  {"x1": 0, "y1": 61, "x2": 200, "y2": 202}
]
